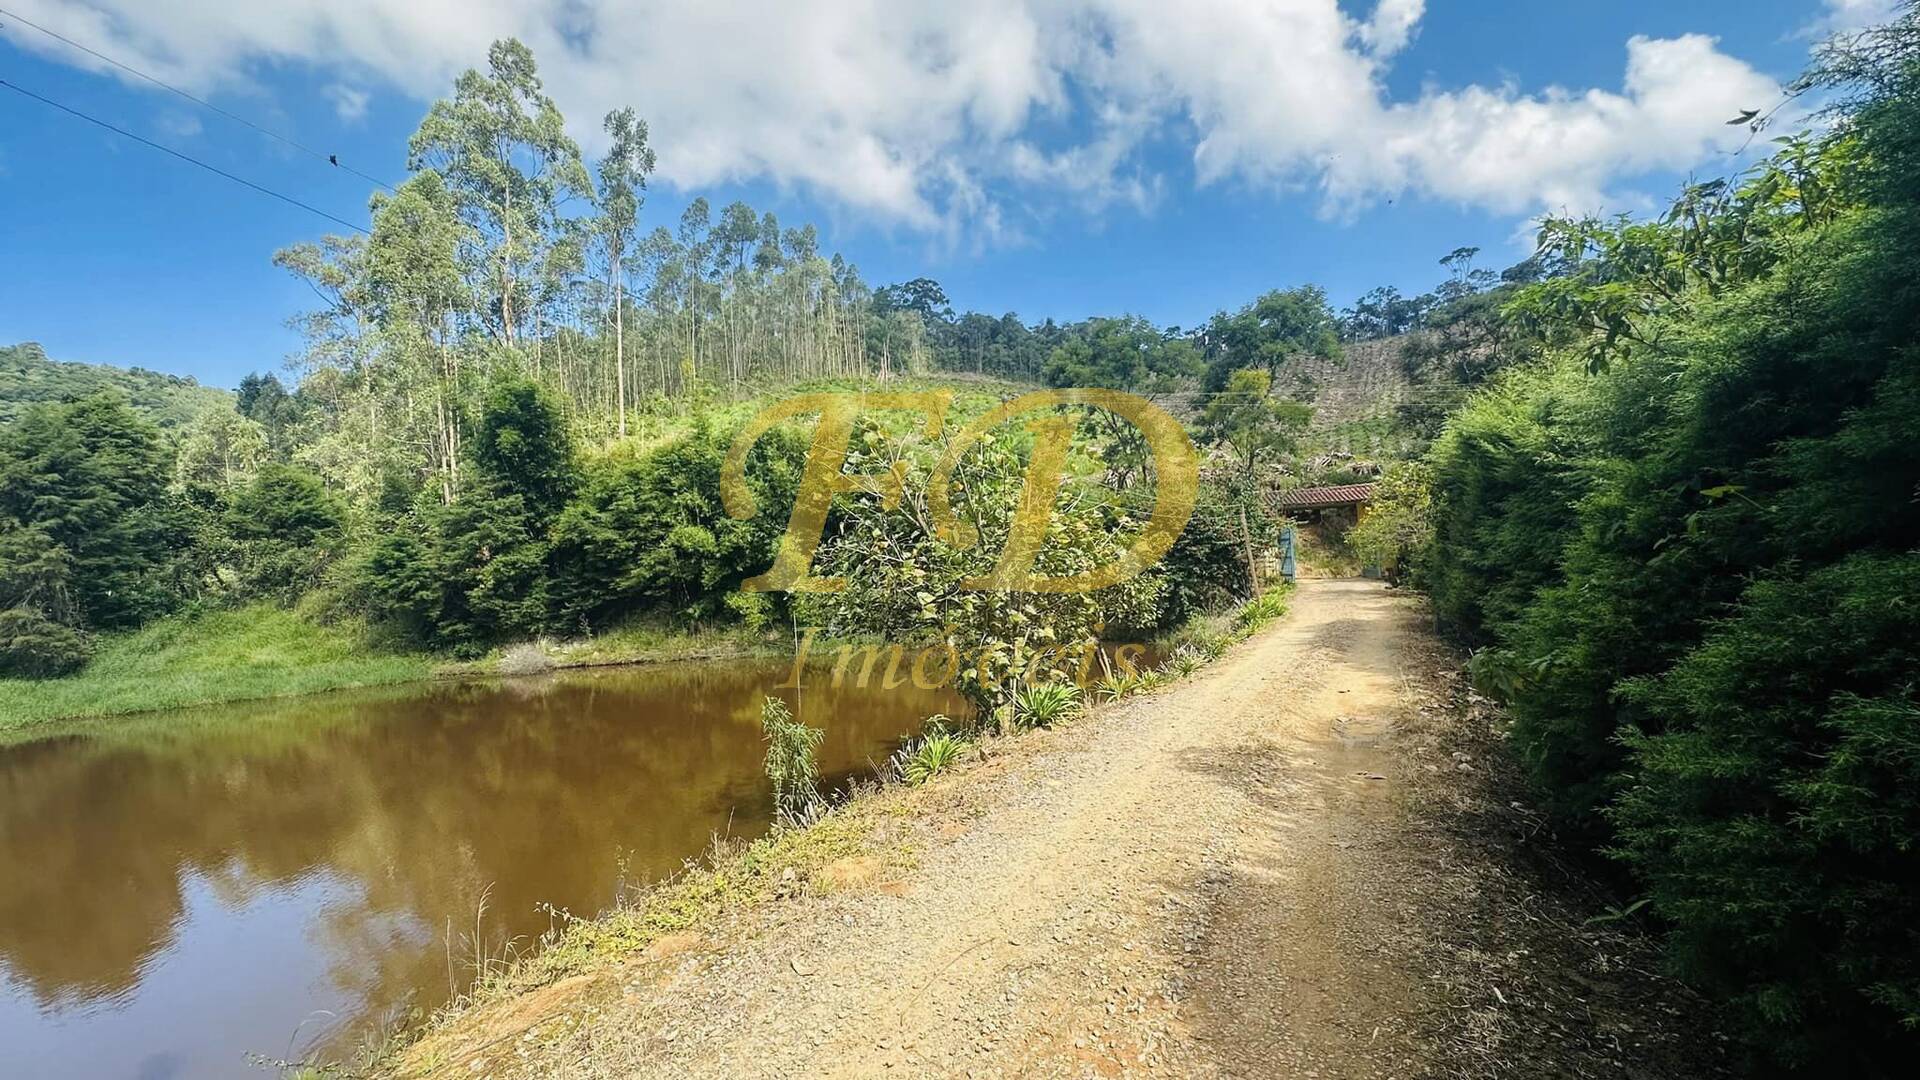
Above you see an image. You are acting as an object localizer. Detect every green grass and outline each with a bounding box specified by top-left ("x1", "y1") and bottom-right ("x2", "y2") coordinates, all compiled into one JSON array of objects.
[{"x1": 0, "y1": 604, "x2": 432, "y2": 735}]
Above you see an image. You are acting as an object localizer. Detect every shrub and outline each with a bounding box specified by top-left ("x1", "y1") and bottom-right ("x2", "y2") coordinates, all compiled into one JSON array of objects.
[
  {"x1": 1610, "y1": 554, "x2": 1920, "y2": 1069},
  {"x1": 1011, "y1": 682, "x2": 1082, "y2": 729},
  {"x1": 224, "y1": 463, "x2": 347, "y2": 599},
  {"x1": 1414, "y1": 20, "x2": 1920, "y2": 1068},
  {"x1": 794, "y1": 413, "x2": 1162, "y2": 716},
  {"x1": 891, "y1": 718, "x2": 971, "y2": 786},
  {"x1": 550, "y1": 419, "x2": 803, "y2": 630},
  {"x1": 1092, "y1": 665, "x2": 1141, "y2": 701},
  {"x1": 1345, "y1": 462, "x2": 1433, "y2": 584},
  {"x1": 1191, "y1": 631, "x2": 1231, "y2": 661},
  {"x1": 759, "y1": 696, "x2": 823, "y2": 825},
  {"x1": 496, "y1": 641, "x2": 555, "y2": 676},
  {"x1": 1153, "y1": 474, "x2": 1272, "y2": 630},
  {"x1": 0, "y1": 606, "x2": 90, "y2": 678},
  {"x1": 1166, "y1": 647, "x2": 1203, "y2": 678},
  {"x1": 1234, "y1": 586, "x2": 1289, "y2": 631}
]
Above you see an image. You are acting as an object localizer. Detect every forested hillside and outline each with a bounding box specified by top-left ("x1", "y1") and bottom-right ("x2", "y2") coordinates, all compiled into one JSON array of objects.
[{"x1": 0, "y1": 341, "x2": 229, "y2": 429}]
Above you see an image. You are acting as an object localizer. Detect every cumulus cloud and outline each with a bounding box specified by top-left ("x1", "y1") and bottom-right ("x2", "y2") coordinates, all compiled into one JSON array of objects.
[
  {"x1": 0, "y1": 0, "x2": 1783, "y2": 229},
  {"x1": 1357, "y1": 0, "x2": 1424, "y2": 58}
]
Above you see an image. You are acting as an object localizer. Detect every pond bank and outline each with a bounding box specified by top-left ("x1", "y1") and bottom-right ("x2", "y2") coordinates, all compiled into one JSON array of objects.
[{"x1": 0, "y1": 603, "x2": 770, "y2": 742}]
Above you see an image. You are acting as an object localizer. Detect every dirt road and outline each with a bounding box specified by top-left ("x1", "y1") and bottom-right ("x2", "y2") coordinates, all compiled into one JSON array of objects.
[{"x1": 406, "y1": 579, "x2": 1719, "y2": 1079}]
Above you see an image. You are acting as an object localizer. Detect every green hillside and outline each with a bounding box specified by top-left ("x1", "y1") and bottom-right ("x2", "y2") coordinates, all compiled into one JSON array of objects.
[{"x1": 0, "y1": 341, "x2": 231, "y2": 430}]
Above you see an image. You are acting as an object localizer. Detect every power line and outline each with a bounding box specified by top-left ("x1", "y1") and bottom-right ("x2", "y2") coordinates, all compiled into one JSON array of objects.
[
  {"x1": 0, "y1": 5, "x2": 396, "y2": 192},
  {"x1": 0, "y1": 76, "x2": 369, "y2": 234}
]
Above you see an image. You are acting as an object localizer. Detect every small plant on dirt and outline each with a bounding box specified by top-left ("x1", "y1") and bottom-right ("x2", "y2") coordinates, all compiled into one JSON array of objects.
[
  {"x1": 1091, "y1": 650, "x2": 1144, "y2": 701},
  {"x1": 1167, "y1": 646, "x2": 1204, "y2": 678},
  {"x1": 1093, "y1": 668, "x2": 1140, "y2": 701},
  {"x1": 1133, "y1": 668, "x2": 1169, "y2": 693},
  {"x1": 1192, "y1": 631, "x2": 1231, "y2": 661},
  {"x1": 892, "y1": 717, "x2": 972, "y2": 786},
  {"x1": 1235, "y1": 587, "x2": 1290, "y2": 631},
  {"x1": 760, "y1": 696, "x2": 824, "y2": 825},
  {"x1": 1013, "y1": 682, "x2": 1082, "y2": 728}
]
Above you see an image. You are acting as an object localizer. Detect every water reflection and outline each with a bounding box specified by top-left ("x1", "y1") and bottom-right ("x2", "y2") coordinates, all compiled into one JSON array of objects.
[{"x1": 0, "y1": 659, "x2": 962, "y2": 1079}]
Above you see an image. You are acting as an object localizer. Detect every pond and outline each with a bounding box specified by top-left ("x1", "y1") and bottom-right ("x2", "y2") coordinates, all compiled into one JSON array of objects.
[{"x1": 0, "y1": 657, "x2": 964, "y2": 1079}]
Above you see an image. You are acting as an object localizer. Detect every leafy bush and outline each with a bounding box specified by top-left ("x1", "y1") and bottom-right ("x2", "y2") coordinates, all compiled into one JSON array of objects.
[
  {"x1": 1609, "y1": 554, "x2": 1920, "y2": 1068},
  {"x1": 0, "y1": 606, "x2": 90, "y2": 678},
  {"x1": 550, "y1": 418, "x2": 803, "y2": 630},
  {"x1": 1152, "y1": 474, "x2": 1270, "y2": 630},
  {"x1": 224, "y1": 463, "x2": 347, "y2": 599},
  {"x1": 1416, "y1": 18, "x2": 1920, "y2": 1068},
  {"x1": 1345, "y1": 462, "x2": 1433, "y2": 584},
  {"x1": 794, "y1": 409, "x2": 1163, "y2": 716}
]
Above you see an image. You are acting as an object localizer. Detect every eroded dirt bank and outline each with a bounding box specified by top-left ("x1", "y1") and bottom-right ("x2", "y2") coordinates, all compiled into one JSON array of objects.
[{"x1": 397, "y1": 579, "x2": 1722, "y2": 1079}]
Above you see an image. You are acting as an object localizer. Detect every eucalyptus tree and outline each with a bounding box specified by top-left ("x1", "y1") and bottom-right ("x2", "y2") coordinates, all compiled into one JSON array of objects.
[
  {"x1": 405, "y1": 39, "x2": 592, "y2": 350},
  {"x1": 274, "y1": 234, "x2": 378, "y2": 444},
  {"x1": 596, "y1": 106, "x2": 656, "y2": 436},
  {"x1": 366, "y1": 172, "x2": 472, "y2": 503}
]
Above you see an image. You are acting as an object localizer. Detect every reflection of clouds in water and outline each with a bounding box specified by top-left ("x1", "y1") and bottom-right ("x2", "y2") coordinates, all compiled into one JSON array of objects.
[
  {"x1": 0, "y1": 869, "x2": 364, "y2": 1079},
  {"x1": 0, "y1": 657, "x2": 962, "y2": 1078}
]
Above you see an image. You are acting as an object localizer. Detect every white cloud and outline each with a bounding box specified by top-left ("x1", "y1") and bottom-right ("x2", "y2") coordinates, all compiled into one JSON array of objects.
[
  {"x1": 1357, "y1": 0, "x2": 1424, "y2": 58},
  {"x1": 0, "y1": 0, "x2": 1785, "y2": 230},
  {"x1": 324, "y1": 83, "x2": 370, "y2": 122},
  {"x1": 1812, "y1": 0, "x2": 1902, "y2": 33}
]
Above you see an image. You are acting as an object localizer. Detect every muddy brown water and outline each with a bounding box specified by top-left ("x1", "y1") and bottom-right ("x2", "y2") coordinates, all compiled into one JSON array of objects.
[{"x1": 0, "y1": 657, "x2": 966, "y2": 1079}]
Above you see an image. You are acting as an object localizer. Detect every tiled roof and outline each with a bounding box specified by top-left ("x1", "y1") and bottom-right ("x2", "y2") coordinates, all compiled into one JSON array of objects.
[{"x1": 1275, "y1": 483, "x2": 1376, "y2": 509}]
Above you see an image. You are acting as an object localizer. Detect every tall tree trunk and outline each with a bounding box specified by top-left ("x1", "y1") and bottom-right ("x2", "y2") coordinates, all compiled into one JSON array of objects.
[{"x1": 614, "y1": 253, "x2": 627, "y2": 437}]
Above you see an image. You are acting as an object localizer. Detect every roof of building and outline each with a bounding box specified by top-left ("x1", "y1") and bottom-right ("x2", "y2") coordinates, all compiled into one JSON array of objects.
[{"x1": 1275, "y1": 483, "x2": 1376, "y2": 510}]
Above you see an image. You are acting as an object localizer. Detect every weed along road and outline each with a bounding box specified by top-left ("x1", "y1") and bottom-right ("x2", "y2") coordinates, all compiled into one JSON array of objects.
[{"x1": 399, "y1": 580, "x2": 1474, "y2": 1078}]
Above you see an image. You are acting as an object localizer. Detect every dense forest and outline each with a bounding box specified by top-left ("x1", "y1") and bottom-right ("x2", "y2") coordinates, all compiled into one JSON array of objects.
[{"x1": 0, "y1": 341, "x2": 230, "y2": 428}]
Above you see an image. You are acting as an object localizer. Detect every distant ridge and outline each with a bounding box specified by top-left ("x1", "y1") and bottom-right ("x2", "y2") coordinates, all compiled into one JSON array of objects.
[{"x1": 0, "y1": 342, "x2": 231, "y2": 430}]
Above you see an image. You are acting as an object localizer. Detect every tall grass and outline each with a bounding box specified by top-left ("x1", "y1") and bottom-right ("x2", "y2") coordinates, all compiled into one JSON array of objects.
[{"x1": 0, "y1": 604, "x2": 432, "y2": 735}]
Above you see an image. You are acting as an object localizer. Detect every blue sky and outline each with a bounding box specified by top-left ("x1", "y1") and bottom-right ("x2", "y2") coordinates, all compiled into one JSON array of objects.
[{"x1": 0, "y1": 0, "x2": 1873, "y2": 389}]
